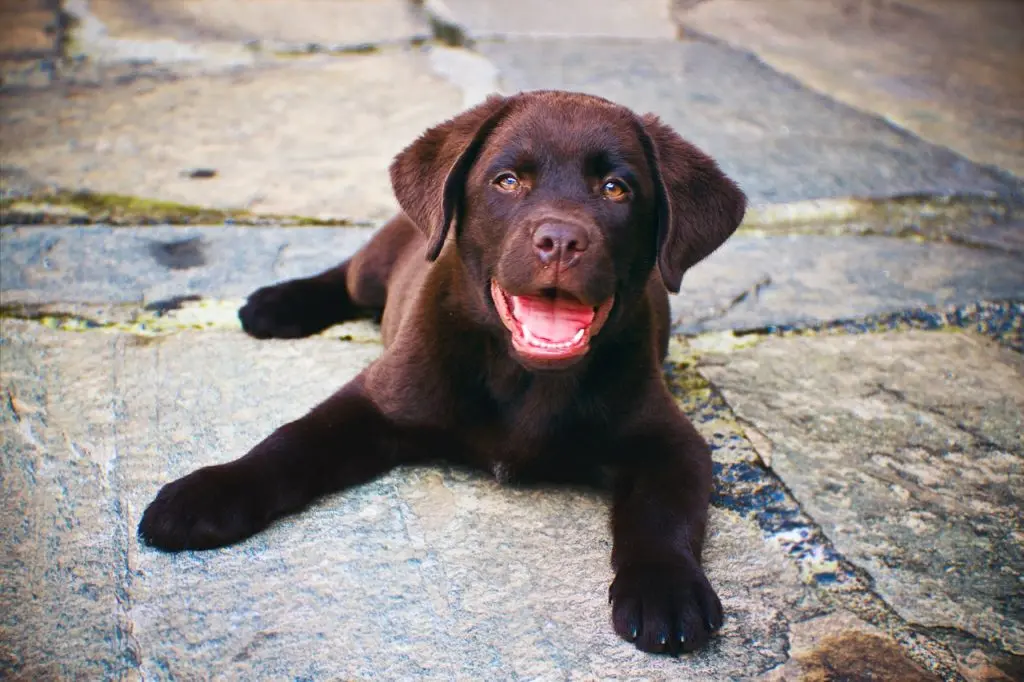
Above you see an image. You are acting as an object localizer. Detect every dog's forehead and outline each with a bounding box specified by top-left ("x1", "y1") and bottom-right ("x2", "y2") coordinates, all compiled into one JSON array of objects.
[{"x1": 486, "y1": 96, "x2": 647, "y2": 164}]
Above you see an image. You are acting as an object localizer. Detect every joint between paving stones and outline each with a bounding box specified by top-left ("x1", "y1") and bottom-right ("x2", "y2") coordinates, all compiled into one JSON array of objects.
[{"x1": 667, "y1": 361, "x2": 968, "y2": 680}]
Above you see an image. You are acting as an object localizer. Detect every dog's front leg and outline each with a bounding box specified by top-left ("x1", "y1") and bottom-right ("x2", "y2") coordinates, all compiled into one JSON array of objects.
[
  {"x1": 608, "y1": 421, "x2": 723, "y2": 655},
  {"x1": 138, "y1": 376, "x2": 430, "y2": 551}
]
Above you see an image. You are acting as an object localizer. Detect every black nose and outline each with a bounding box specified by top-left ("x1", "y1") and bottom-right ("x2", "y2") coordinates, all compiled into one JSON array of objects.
[{"x1": 533, "y1": 223, "x2": 589, "y2": 267}]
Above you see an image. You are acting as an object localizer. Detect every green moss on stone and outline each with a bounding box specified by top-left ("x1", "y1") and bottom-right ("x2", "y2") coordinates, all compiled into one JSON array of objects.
[{"x1": 0, "y1": 190, "x2": 367, "y2": 226}]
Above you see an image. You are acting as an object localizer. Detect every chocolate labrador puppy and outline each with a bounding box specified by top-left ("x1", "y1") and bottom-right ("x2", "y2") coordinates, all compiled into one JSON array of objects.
[{"x1": 138, "y1": 90, "x2": 746, "y2": 655}]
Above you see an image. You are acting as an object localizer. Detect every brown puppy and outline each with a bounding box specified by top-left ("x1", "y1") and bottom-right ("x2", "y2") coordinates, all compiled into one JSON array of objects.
[{"x1": 138, "y1": 90, "x2": 746, "y2": 655}]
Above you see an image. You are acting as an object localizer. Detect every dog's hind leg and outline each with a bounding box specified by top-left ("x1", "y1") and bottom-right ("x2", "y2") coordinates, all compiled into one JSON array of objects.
[{"x1": 239, "y1": 215, "x2": 418, "y2": 339}]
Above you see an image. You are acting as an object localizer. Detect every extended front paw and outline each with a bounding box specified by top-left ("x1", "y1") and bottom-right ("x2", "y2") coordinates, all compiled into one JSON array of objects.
[
  {"x1": 609, "y1": 560, "x2": 723, "y2": 655},
  {"x1": 238, "y1": 280, "x2": 339, "y2": 339},
  {"x1": 138, "y1": 464, "x2": 269, "y2": 551}
]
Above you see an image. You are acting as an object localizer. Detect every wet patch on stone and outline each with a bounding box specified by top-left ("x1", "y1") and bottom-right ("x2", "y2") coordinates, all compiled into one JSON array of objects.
[{"x1": 148, "y1": 236, "x2": 206, "y2": 270}]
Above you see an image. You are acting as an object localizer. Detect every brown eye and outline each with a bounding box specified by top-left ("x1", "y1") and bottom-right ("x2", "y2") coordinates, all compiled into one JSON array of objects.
[
  {"x1": 601, "y1": 178, "x2": 629, "y2": 201},
  {"x1": 494, "y1": 172, "x2": 520, "y2": 192}
]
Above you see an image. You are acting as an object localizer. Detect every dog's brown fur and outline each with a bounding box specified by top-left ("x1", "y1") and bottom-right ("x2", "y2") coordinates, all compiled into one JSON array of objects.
[{"x1": 139, "y1": 90, "x2": 746, "y2": 655}]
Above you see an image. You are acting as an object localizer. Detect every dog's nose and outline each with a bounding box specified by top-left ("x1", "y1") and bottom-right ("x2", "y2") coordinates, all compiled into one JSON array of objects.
[{"x1": 533, "y1": 223, "x2": 589, "y2": 267}]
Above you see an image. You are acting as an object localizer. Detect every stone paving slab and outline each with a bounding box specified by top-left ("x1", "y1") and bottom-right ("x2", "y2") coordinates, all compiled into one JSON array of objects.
[
  {"x1": 0, "y1": 0, "x2": 60, "y2": 89},
  {"x1": 426, "y1": 0, "x2": 676, "y2": 40},
  {"x1": 676, "y1": 234, "x2": 1024, "y2": 333},
  {"x1": 6, "y1": 227, "x2": 1023, "y2": 340},
  {"x1": 479, "y1": 38, "x2": 1022, "y2": 205},
  {"x1": 0, "y1": 225, "x2": 376, "y2": 306},
  {"x1": 675, "y1": 0, "x2": 1024, "y2": 177},
  {"x1": 0, "y1": 51, "x2": 463, "y2": 221},
  {"x1": 0, "y1": 0, "x2": 55, "y2": 56},
  {"x1": 86, "y1": 0, "x2": 430, "y2": 51},
  {"x1": 1, "y1": 321, "x2": 832, "y2": 679},
  {"x1": 698, "y1": 330, "x2": 1024, "y2": 654}
]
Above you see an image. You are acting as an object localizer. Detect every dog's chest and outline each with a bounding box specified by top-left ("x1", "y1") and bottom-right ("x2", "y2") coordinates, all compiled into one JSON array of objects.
[{"x1": 472, "y1": 386, "x2": 614, "y2": 482}]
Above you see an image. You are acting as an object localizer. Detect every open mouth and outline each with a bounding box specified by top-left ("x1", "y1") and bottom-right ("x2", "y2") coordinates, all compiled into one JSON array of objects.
[{"x1": 491, "y1": 280, "x2": 614, "y2": 365}]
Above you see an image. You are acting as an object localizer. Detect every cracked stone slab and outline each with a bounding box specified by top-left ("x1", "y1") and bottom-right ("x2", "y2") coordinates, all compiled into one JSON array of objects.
[
  {"x1": 698, "y1": 330, "x2": 1024, "y2": 654},
  {"x1": 674, "y1": 234, "x2": 1024, "y2": 334},
  {"x1": 1, "y1": 226, "x2": 376, "y2": 306},
  {"x1": 0, "y1": 321, "x2": 824, "y2": 678},
  {"x1": 0, "y1": 52, "x2": 463, "y2": 221},
  {"x1": 426, "y1": 0, "x2": 676, "y2": 40},
  {"x1": 674, "y1": 0, "x2": 1024, "y2": 177},
  {"x1": 83, "y1": 0, "x2": 430, "y2": 53},
  {"x1": 6, "y1": 227, "x2": 1024, "y2": 342},
  {"x1": 478, "y1": 38, "x2": 1022, "y2": 205}
]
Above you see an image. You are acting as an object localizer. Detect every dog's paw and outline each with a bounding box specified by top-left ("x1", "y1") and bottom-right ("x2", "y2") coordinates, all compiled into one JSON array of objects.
[
  {"x1": 609, "y1": 560, "x2": 723, "y2": 655},
  {"x1": 138, "y1": 464, "x2": 268, "y2": 551},
  {"x1": 238, "y1": 280, "x2": 338, "y2": 339}
]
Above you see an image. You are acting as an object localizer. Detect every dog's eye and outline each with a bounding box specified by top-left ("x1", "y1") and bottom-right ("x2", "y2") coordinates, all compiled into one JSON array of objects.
[
  {"x1": 493, "y1": 172, "x2": 520, "y2": 192},
  {"x1": 600, "y1": 179, "x2": 629, "y2": 201}
]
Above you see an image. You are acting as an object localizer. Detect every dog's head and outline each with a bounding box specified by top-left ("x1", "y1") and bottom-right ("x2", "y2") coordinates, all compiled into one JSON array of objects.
[{"x1": 391, "y1": 91, "x2": 746, "y2": 370}]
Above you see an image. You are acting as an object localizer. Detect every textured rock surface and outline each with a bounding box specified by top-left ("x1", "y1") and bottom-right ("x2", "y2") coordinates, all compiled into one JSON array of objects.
[
  {"x1": 427, "y1": 0, "x2": 676, "y2": 39},
  {"x1": 675, "y1": 234, "x2": 1024, "y2": 333},
  {"x1": 0, "y1": 322, "x2": 823, "y2": 679},
  {"x1": 675, "y1": 0, "x2": 1024, "y2": 177},
  {"x1": 87, "y1": 0, "x2": 429, "y2": 50},
  {"x1": 699, "y1": 331, "x2": 1024, "y2": 652},
  {"x1": 479, "y1": 38, "x2": 1021, "y2": 205},
  {"x1": 763, "y1": 611, "x2": 941, "y2": 682},
  {"x1": 0, "y1": 53, "x2": 462, "y2": 221},
  {"x1": 0, "y1": 225, "x2": 375, "y2": 305},
  {"x1": 6, "y1": 228, "x2": 1023, "y2": 339}
]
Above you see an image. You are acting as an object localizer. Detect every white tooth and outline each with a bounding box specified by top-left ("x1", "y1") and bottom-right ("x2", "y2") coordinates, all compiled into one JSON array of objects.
[{"x1": 520, "y1": 323, "x2": 584, "y2": 350}]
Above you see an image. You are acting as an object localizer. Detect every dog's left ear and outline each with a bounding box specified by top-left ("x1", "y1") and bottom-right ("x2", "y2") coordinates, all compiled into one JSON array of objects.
[
  {"x1": 639, "y1": 114, "x2": 747, "y2": 293},
  {"x1": 390, "y1": 95, "x2": 514, "y2": 261}
]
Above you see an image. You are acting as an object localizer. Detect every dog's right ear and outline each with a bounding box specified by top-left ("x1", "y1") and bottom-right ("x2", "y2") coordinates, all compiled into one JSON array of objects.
[{"x1": 390, "y1": 95, "x2": 513, "y2": 261}]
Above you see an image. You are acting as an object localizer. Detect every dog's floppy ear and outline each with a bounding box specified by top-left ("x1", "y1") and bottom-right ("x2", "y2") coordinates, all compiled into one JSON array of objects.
[
  {"x1": 390, "y1": 95, "x2": 513, "y2": 261},
  {"x1": 639, "y1": 114, "x2": 747, "y2": 293}
]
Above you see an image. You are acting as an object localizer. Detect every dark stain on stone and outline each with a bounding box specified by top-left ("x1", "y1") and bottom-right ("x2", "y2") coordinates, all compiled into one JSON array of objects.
[
  {"x1": 126, "y1": 335, "x2": 165, "y2": 347},
  {"x1": 183, "y1": 168, "x2": 217, "y2": 179},
  {"x1": 143, "y1": 294, "x2": 202, "y2": 316},
  {"x1": 148, "y1": 237, "x2": 206, "y2": 270},
  {"x1": 792, "y1": 632, "x2": 940, "y2": 682}
]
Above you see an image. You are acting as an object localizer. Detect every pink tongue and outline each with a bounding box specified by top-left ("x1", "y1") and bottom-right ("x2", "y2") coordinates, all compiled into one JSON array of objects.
[{"x1": 512, "y1": 295, "x2": 594, "y2": 342}]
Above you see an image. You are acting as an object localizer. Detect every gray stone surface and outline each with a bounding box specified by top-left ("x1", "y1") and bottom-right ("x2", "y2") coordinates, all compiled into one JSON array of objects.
[
  {"x1": 427, "y1": 0, "x2": 676, "y2": 39},
  {"x1": 674, "y1": 234, "x2": 1024, "y2": 333},
  {"x1": 83, "y1": 0, "x2": 430, "y2": 52},
  {"x1": 6, "y1": 227, "x2": 1023, "y2": 340},
  {"x1": 0, "y1": 225, "x2": 375, "y2": 306},
  {"x1": 675, "y1": 0, "x2": 1024, "y2": 177},
  {"x1": 479, "y1": 38, "x2": 1022, "y2": 204},
  {"x1": 698, "y1": 331, "x2": 1024, "y2": 653},
  {"x1": 0, "y1": 321, "x2": 822, "y2": 679},
  {"x1": 0, "y1": 52, "x2": 463, "y2": 221}
]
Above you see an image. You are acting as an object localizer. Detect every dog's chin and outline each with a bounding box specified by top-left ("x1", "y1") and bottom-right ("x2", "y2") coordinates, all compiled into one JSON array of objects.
[{"x1": 490, "y1": 280, "x2": 614, "y2": 371}]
